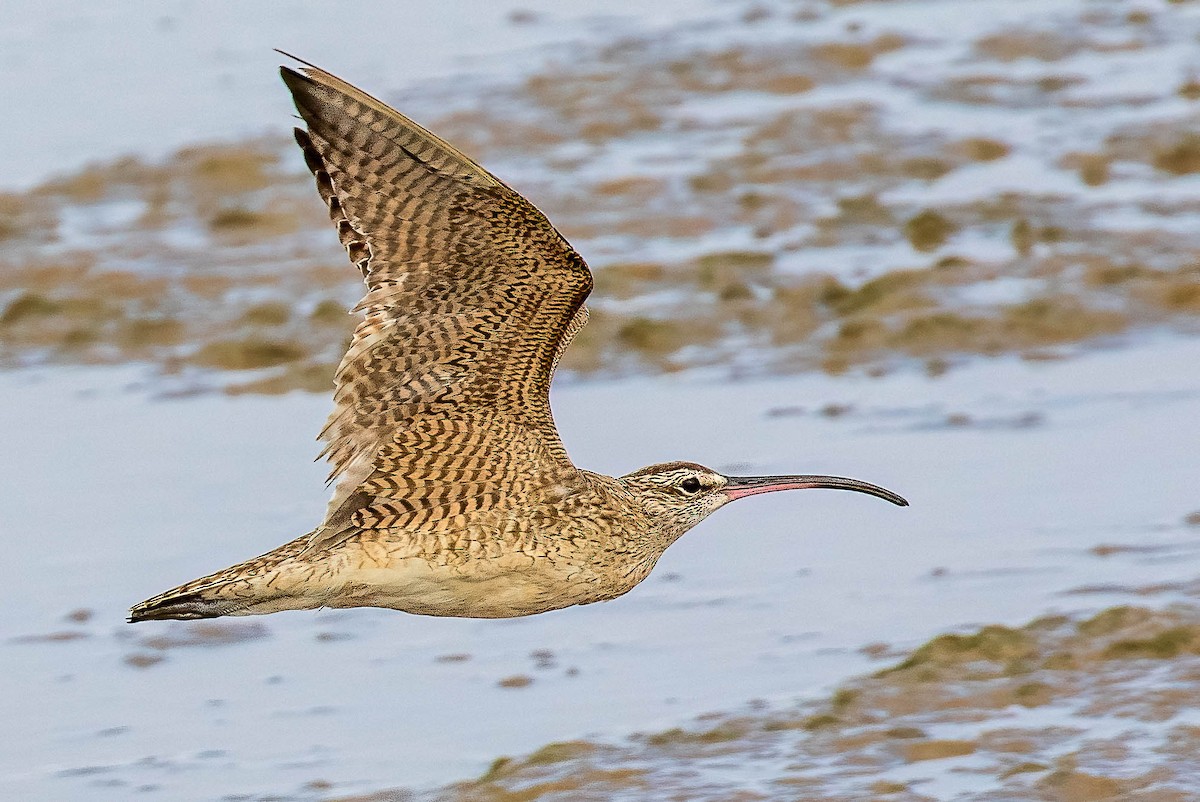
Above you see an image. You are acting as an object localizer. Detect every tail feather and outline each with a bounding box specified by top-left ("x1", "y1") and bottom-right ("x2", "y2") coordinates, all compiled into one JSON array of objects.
[
  {"x1": 128, "y1": 591, "x2": 239, "y2": 623},
  {"x1": 129, "y1": 533, "x2": 316, "y2": 623}
]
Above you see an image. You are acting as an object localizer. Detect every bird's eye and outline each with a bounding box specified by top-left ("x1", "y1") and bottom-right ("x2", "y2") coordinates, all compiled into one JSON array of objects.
[{"x1": 680, "y1": 477, "x2": 702, "y2": 494}]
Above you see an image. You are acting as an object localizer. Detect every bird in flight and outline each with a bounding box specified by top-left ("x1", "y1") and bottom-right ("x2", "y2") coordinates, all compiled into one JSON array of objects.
[{"x1": 129, "y1": 57, "x2": 906, "y2": 623}]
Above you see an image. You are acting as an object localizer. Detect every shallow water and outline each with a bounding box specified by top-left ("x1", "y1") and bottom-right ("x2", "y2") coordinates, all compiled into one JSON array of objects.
[
  {"x1": 3, "y1": 336, "x2": 1200, "y2": 800},
  {"x1": 0, "y1": 0, "x2": 721, "y2": 189}
]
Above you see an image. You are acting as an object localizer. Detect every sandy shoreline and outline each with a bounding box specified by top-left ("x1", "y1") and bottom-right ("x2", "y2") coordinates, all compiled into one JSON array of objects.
[{"x1": 404, "y1": 604, "x2": 1200, "y2": 802}]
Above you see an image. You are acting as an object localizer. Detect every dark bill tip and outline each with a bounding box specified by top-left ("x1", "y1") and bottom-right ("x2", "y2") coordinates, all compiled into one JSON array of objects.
[{"x1": 722, "y1": 474, "x2": 908, "y2": 507}]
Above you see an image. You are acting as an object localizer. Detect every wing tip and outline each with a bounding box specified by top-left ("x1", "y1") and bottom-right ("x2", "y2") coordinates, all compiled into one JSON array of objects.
[
  {"x1": 274, "y1": 48, "x2": 319, "y2": 71},
  {"x1": 279, "y1": 63, "x2": 310, "y2": 90}
]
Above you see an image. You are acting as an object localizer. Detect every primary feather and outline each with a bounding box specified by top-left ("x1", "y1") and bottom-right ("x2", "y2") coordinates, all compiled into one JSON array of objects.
[{"x1": 280, "y1": 64, "x2": 594, "y2": 551}]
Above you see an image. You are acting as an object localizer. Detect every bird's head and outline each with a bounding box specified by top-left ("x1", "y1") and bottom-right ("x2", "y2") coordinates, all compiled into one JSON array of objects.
[{"x1": 617, "y1": 460, "x2": 907, "y2": 546}]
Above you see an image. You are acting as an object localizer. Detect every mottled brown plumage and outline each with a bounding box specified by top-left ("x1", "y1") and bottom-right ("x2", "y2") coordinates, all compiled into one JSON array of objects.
[{"x1": 129, "y1": 58, "x2": 906, "y2": 623}]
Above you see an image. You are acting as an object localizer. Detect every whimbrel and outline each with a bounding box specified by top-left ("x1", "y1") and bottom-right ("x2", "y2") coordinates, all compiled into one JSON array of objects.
[{"x1": 129, "y1": 58, "x2": 907, "y2": 623}]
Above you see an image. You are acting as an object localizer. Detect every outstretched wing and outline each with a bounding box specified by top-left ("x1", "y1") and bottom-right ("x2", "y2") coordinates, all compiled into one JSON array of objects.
[{"x1": 280, "y1": 60, "x2": 593, "y2": 533}]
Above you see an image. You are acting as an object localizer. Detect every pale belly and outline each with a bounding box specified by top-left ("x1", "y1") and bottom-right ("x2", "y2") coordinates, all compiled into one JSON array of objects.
[{"x1": 325, "y1": 557, "x2": 641, "y2": 618}]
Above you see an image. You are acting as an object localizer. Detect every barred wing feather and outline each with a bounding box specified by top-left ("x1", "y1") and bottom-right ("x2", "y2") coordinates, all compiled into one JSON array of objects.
[{"x1": 280, "y1": 62, "x2": 593, "y2": 551}]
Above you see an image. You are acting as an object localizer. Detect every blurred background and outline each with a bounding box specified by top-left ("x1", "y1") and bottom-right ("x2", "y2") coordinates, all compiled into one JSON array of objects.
[{"x1": 4, "y1": 0, "x2": 1200, "y2": 799}]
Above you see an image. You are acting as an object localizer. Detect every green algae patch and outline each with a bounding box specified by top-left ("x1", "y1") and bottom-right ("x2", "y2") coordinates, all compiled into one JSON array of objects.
[
  {"x1": 223, "y1": 361, "x2": 335, "y2": 395},
  {"x1": 800, "y1": 713, "x2": 840, "y2": 731},
  {"x1": 4, "y1": 7, "x2": 1200, "y2": 394},
  {"x1": 309, "y1": 298, "x2": 349, "y2": 325},
  {"x1": 183, "y1": 143, "x2": 280, "y2": 193},
  {"x1": 525, "y1": 741, "x2": 597, "y2": 766},
  {"x1": 238, "y1": 301, "x2": 292, "y2": 327},
  {"x1": 695, "y1": 722, "x2": 749, "y2": 743},
  {"x1": 958, "y1": 137, "x2": 1011, "y2": 161},
  {"x1": 1002, "y1": 761, "x2": 1049, "y2": 778},
  {"x1": 1153, "y1": 134, "x2": 1200, "y2": 175},
  {"x1": 1001, "y1": 298, "x2": 1127, "y2": 345},
  {"x1": 1037, "y1": 766, "x2": 1128, "y2": 801},
  {"x1": 904, "y1": 209, "x2": 958, "y2": 252},
  {"x1": 458, "y1": 768, "x2": 651, "y2": 801},
  {"x1": 1077, "y1": 606, "x2": 1150, "y2": 636},
  {"x1": 643, "y1": 720, "x2": 751, "y2": 746},
  {"x1": 832, "y1": 193, "x2": 894, "y2": 225},
  {"x1": 884, "y1": 726, "x2": 926, "y2": 739},
  {"x1": 477, "y1": 756, "x2": 514, "y2": 783},
  {"x1": 1014, "y1": 681, "x2": 1054, "y2": 707},
  {"x1": 884, "y1": 625, "x2": 1034, "y2": 676},
  {"x1": 208, "y1": 206, "x2": 264, "y2": 231},
  {"x1": 1103, "y1": 626, "x2": 1200, "y2": 660},
  {"x1": 593, "y1": 261, "x2": 668, "y2": 299},
  {"x1": 0, "y1": 292, "x2": 61, "y2": 325},
  {"x1": 1156, "y1": 279, "x2": 1200, "y2": 312},
  {"x1": 830, "y1": 688, "x2": 858, "y2": 710},
  {"x1": 5, "y1": 175, "x2": 1186, "y2": 388},
  {"x1": 615, "y1": 318, "x2": 692, "y2": 355},
  {"x1": 193, "y1": 337, "x2": 306, "y2": 370},
  {"x1": 696, "y1": 250, "x2": 774, "y2": 273},
  {"x1": 760, "y1": 716, "x2": 808, "y2": 732},
  {"x1": 385, "y1": 606, "x2": 1200, "y2": 801},
  {"x1": 117, "y1": 317, "x2": 185, "y2": 349},
  {"x1": 642, "y1": 727, "x2": 688, "y2": 746},
  {"x1": 1061, "y1": 151, "x2": 1111, "y2": 186},
  {"x1": 820, "y1": 269, "x2": 927, "y2": 316},
  {"x1": 889, "y1": 312, "x2": 991, "y2": 354},
  {"x1": 695, "y1": 251, "x2": 774, "y2": 300}
]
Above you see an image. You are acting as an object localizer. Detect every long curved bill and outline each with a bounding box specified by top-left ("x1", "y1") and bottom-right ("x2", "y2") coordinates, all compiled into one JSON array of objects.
[{"x1": 722, "y1": 474, "x2": 908, "y2": 506}]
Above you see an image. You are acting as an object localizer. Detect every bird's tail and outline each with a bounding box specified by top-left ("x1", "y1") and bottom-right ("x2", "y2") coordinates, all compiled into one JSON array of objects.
[{"x1": 129, "y1": 533, "x2": 319, "y2": 623}]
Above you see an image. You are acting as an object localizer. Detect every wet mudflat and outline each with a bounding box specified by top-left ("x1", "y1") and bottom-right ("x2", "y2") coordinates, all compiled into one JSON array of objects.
[
  {"x1": 421, "y1": 605, "x2": 1200, "y2": 802},
  {"x1": 6, "y1": 0, "x2": 1200, "y2": 391},
  {"x1": 4, "y1": 336, "x2": 1200, "y2": 800}
]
